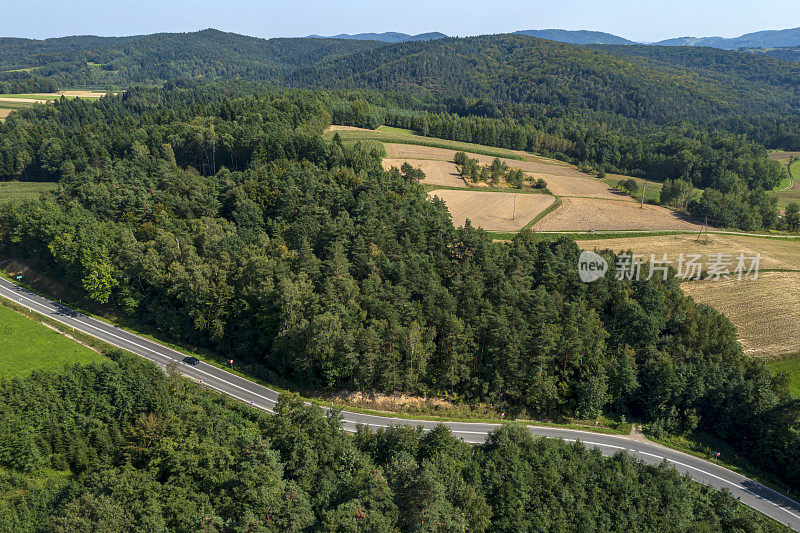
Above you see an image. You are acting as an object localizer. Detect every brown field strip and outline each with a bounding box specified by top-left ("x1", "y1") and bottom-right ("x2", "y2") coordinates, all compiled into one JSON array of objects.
[
  {"x1": 681, "y1": 272, "x2": 800, "y2": 356},
  {"x1": 429, "y1": 189, "x2": 556, "y2": 232},
  {"x1": 0, "y1": 97, "x2": 48, "y2": 104},
  {"x1": 577, "y1": 233, "x2": 800, "y2": 272},
  {"x1": 532, "y1": 197, "x2": 704, "y2": 231}
]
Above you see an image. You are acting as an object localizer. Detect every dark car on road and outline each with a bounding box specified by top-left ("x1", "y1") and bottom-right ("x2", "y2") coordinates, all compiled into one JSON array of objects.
[{"x1": 182, "y1": 356, "x2": 200, "y2": 365}]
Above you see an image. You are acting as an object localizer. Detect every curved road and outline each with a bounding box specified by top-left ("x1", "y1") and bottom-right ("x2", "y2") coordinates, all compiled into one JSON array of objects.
[{"x1": 1, "y1": 276, "x2": 798, "y2": 530}]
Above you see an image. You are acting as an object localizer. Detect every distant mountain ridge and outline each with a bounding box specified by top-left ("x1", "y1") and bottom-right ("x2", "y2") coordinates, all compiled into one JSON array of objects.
[
  {"x1": 654, "y1": 27, "x2": 800, "y2": 49},
  {"x1": 514, "y1": 29, "x2": 635, "y2": 45},
  {"x1": 308, "y1": 31, "x2": 447, "y2": 43},
  {"x1": 307, "y1": 26, "x2": 800, "y2": 50}
]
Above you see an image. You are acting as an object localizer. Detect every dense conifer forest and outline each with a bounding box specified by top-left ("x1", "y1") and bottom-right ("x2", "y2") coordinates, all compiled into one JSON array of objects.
[{"x1": 0, "y1": 84, "x2": 797, "y2": 499}]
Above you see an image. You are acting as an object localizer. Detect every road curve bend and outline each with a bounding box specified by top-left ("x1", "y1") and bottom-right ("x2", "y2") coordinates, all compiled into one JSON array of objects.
[{"x1": 0, "y1": 276, "x2": 798, "y2": 530}]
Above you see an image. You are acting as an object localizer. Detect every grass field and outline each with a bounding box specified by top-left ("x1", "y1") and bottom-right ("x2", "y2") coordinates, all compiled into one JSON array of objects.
[
  {"x1": 0, "y1": 181, "x2": 58, "y2": 202},
  {"x1": 767, "y1": 155, "x2": 800, "y2": 209},
  {"x1": 604, "y1": 175, "x2": 665, "y2": 203},
  {"x1": 0, "y1": 302, "x2": 105, "y2": 379},
  {"x1": 324, "y1": 126, "x2": 524, "y2": 160},
  {"x1": 430, "y1": 189, "x2": 556, "y2": 231},
  {"x1": 681, "y1": 272, "x2": 800, "y2": 356},
  {"x1": 766, "y1": 355, "x2": 800, "y2": 397},
  {"x1": 377, "y1": 125, "x2": 418, "y2": 136}
]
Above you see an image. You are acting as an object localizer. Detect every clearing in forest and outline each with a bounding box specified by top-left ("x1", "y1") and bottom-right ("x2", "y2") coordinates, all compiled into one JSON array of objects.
[
  {"x1": 533, "y1": 197, "x2": 704, "y2": 231},
  {"x1": 0, "y1": 181, "x2": 58, "y2": 202},
  {"x1": 429, "y1": 189, "x2": 555, "y2": 232},
  {"x1": 681, "y1": 272, "x2": 800, "y2": 357}
]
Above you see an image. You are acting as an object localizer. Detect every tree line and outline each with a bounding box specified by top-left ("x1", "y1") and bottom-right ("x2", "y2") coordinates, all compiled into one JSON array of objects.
[{"x1": 0, "y1": 354, "x2": 788, "y2": 532}]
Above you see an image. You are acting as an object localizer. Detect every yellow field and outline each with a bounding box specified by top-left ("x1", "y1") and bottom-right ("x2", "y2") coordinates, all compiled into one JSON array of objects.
[
  {"x1": 0, "y1": 91, "x2": 110, "y2": 121},
  {"x1": 576, "y1": 233, "x2": 800, "y2": 272},
  {"x1": 429, "y1": 189, "x2": 556, "y2": 231},
  {"x1": 533, "y1": 197, "x2": 704, "y2": 231},
  {"x1": 681, "y1": 272, "x2": 800, "y2": 356}
]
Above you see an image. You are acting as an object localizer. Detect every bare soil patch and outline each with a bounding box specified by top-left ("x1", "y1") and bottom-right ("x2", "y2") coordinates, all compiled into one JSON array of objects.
[
  {"x1": 577, "y1": 233, "x2": 800, "y2": 272},
  {"x1": 382, "y1": 158, "x2": 466, "y2": 187},
  {"x1": 681, "y1": 272, "x2": 800, "y2": 356},
  {"x1": 0, "y1": 109, "x2": 11, "y2": 119},
  {"x1": 429, "y1": 189, "x2": 555, "y2": 232},
  {"x1": 533, "y1": 197, "x2": 704, "y2": 231}
]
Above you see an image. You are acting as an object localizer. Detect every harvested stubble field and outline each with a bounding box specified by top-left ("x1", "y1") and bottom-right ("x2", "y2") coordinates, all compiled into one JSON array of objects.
[
  {"x1": 533, "y1": 197, "x2": 704, "y2": 231},
  {"x1": 681, "y1": 272, "x2": 800, "y2": 356},
  {"x1": 576, "y1": 233, "x2": 800, "y2": 273},
  {"x1": 429, "y1": 189, "x2": 556, "y2": 232},
  {"x1": 384, "y1": 143, "x2": 627, "y2": 200},
  {"x1": 382, "y1": 158, "x2": 466, "y2": 188}
]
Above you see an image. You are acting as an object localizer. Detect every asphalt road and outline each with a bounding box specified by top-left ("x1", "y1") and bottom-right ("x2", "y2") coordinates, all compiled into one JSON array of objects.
[{"x1": 1, "y1": 275, "x2": 798, "y2": 530}]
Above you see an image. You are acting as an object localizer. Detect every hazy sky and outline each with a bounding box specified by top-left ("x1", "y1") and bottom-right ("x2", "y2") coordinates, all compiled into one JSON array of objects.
[{"x1": 4, "y1": 0, "x2": 800, "y2": 42}]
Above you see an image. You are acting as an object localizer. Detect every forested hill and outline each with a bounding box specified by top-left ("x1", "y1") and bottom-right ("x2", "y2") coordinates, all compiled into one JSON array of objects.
[
  {"x1": 289, "y1": 34, "x2": 800, "y2": 123},
  {"x1": 0, "y1": 29, "x2": 387, "y2": 89}
]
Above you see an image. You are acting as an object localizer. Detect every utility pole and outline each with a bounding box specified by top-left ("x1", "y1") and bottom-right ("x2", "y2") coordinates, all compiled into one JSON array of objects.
[
  {"x1": 512, "y1": 193, "x2": 517, "y2": 220},
  {"x1": 697, "y1": 216, "x2": 709, "y2": 244},
  {"x1": 640, "y1": 182, "x2": 646, "y2": 209}
]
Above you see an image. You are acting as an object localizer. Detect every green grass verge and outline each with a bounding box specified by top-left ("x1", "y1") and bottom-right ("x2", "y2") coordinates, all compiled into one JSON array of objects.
[
  {"x1": 325, "y1": 128, "x2": 524, "y2": 160},
  {"x1": 0, "y1": 300, "x2": 106, "y2": 379},
  {"x1": 766, "y1": 353, "x2": 800, "y2": 398},
  {"x1": 0, "y1": 93, "x2": 59, "y2": 100},
  {"x1": 0, "y1": 101, "x2": 39, "y2": 110},
  {"x1": 647, "y1": 430, "x2": 800, "y2": 504},
  {"x1": 377, "y1": 125, "x2": 418, "y2": 136},
  {"x1": 0, "y1": 181, "x2": 58, "y2": 202}
]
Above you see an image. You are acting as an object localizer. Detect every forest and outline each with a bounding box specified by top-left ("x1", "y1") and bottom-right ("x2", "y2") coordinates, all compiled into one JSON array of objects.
[
  {"x1": 0, "y1": 353, "x2": 789, "y2": 532},
  {"x1": 4, "y1": 31, "x2": 799, "y2": 230},
  {"x1": 0, "y1": 84, "x2": 797, "y2": 497}
]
